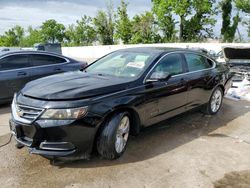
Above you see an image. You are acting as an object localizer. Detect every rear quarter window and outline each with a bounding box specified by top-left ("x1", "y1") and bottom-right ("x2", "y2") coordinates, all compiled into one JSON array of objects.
[{"x1": 184, "y1": 53, "x2": 213, "y2": 72}]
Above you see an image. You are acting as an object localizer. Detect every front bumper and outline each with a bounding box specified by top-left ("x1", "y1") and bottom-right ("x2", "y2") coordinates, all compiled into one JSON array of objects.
[{"x1": 9, "y1": 114, "x2": 101, "y2": 159}]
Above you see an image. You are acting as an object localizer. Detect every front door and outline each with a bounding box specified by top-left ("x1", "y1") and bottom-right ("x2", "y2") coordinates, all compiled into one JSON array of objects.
[{"x1": 142, "y1": 53, "x2": 189, "y2": 126}]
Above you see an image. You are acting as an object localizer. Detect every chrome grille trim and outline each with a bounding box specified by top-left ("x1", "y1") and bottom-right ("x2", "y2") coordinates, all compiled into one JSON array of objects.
[{"x1": 12, "y1": 100, "x2": 45, "y2": 124}]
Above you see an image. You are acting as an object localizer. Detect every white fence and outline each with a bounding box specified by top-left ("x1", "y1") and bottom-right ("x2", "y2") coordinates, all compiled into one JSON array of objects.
[{"x1": 62, "y1": 43, "x2": 250, "y2": 63}]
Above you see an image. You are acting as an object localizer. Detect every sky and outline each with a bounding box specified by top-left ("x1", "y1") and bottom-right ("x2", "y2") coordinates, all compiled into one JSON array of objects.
[{"x1": 0, "y1": 0, "x2": 248, "y2": 40}]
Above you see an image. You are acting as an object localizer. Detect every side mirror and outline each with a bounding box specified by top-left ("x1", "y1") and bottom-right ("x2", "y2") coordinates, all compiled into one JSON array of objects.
[{"x1": 145, "y1": 71, "x2": 171, "y2": 83}]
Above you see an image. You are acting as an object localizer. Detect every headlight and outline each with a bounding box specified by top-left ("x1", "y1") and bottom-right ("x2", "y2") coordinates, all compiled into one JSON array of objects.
[{"x1": 40, "y1": 107, "x2": 88, "y2": 120}]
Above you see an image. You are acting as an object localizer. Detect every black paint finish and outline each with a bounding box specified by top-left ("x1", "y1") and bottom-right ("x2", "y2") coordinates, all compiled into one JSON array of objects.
[{"x1": 10, "y1": 47, "x2": 232, "y2": 159}]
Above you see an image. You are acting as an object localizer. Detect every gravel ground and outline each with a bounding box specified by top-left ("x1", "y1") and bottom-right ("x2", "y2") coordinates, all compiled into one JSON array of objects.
[{"x1": 0, "y1": 99, "x2": 250, "y2": 188}]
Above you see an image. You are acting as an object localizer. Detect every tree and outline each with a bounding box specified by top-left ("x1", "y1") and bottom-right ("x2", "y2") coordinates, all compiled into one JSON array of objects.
[
  {"x1": 130, "y1": 12, "x2": 161, "y2": 44},
  {"x1": 40, "y1": 19, "x2": 66, "y2": 43},
  {"x1": 235, "y1": 0, "x2": 250, "y2": 13},
  {"x1": 152, "y1": 0, "x2": 176, "y2": 42},
  {"x1": 152, "y1": 0, "x2": 216, "y2": 42},
  {"x1": 220, "y1": 0, "x2": 240, "y2": 42},
  {"x1": 75, "y1": 16, "x2": 96, "y2": 45},
  {"x1": 115, "y1": 0, "x2": 132, "y2": 44},
  {"x1": 65, "y1": 16, "x2": 96, "y2": 46},
  {"x1": 182, "y1": 0, "x2": 217, "y2": 41},
  {"x1": 0, "y1": 25, "x2": 24, "y2": 47},
  {"x1": 64, "y1": 24, "x2": 77, "y2": 46},
  {"x1": 235, "y1": 0, "x2": 250, "y2": 38},
  {"x1": 94, "y1": 1, "x2": 115, "y2": 45},
  {"x1": 22, "y1": 26, "x2": 43, "y2": 47}
]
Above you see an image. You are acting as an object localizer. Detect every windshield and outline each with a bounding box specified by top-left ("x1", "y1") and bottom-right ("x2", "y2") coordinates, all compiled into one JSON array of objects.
[{"x1": 85, "y1": 51, "x2": 156, "y2": 78}]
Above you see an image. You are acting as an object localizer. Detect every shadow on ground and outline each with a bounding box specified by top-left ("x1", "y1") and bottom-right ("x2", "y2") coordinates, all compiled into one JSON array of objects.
[
  {"x1": 50, "y1": 99, "x2": 250, "y2": 168},
  {"x1": 214, "y1": 170, "x2": 250, "y2": 188}
]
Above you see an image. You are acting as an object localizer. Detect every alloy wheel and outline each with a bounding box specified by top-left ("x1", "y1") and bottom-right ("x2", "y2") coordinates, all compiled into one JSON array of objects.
[
  {"x1": 115, "y1": 116, "x2": 130, "y2": 154},
  {"x1": 211, "y1": 89, "x2": 222, "y2": 113}
]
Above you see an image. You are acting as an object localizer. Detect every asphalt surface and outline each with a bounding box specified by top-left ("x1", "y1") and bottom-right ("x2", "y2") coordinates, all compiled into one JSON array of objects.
[{"x1": 0, "y1": 99, "x2": 250, "y2": 188}]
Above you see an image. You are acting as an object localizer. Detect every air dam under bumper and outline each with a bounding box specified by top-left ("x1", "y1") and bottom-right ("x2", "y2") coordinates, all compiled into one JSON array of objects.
[{"x1": 9, "y1": 117, "x2": 99, "y2": 159}]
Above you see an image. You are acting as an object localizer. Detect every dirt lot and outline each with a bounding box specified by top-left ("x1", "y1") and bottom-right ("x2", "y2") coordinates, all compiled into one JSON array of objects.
[{"x1": 0, "y1": 99, "x2": 250, "y2": 188}]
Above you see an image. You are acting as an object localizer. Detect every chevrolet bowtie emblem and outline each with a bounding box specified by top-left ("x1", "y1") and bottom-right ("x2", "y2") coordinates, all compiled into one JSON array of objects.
[{"x1": 17, "y1": 108, "x2": 24, "y2": 117}]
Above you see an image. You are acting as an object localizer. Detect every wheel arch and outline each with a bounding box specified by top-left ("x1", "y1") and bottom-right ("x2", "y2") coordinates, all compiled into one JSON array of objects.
[
  {"x1": 92, "y1": 105, "x2": 141, "y2": 153},
  {"x1": 216, "y1": 84, "x2": 225, "y2": 95},
  {"x1": 102, "y1": 106, "x2": 141, "y2": 136}
]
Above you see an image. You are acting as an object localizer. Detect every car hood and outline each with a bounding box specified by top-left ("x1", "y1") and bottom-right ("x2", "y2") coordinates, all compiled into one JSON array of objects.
[
  {"x1": 222, "y1": 47, "x2": 250, "y2": 74},
  {"x1": 223, "y1": 47, "x2": 250, "y2": 64},
  {"x1": 21, "y1": 71, "x2": 134, "y2": 100}
]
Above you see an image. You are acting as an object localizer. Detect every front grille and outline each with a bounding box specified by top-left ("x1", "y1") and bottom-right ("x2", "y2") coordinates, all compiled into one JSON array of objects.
[
  {"x1": 12, "y1": 100, "x2": 44, "y2": 124},
  {"x1": 17, "y1": 104, "x2": 44, "y2": 121}
]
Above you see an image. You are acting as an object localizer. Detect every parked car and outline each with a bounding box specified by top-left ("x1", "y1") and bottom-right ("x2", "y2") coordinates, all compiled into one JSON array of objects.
[
  {"x1": 10, "y1": 47, "x2": 232, "y2": 160},
  {"x1": 0, "y1": 50, "x2": 87, "y2": 104}
]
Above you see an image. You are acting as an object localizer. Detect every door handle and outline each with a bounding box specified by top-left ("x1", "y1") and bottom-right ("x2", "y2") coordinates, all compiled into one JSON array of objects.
[
  {"x1": 54, "y1": 68, "x2": 62, "y2": 71},
  {"x1": 17, "y1": 72, "x2": 27, "y2": 76},
  {"x1": 181, "y1": 78, "x2": 188, "y2": 83}
]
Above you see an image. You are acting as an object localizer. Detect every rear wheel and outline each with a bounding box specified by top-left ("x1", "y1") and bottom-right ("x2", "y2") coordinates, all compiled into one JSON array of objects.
[
  {"x1": 97, "y1": 112, "x2": 130, "y2": 160},
  {"x1": 203, "y1": 87, "x2": 223, "y2": 115}
]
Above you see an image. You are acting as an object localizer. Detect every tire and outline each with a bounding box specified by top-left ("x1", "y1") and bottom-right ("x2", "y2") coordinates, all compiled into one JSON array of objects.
[
  {"x1": 203, "y1": 87, "x2": 223, "y2": 115},
  {"x1": 15, "y1": 142, "x2": 24, "y2": 149},
  {"x1": 97, "y1": 112, "x2": 130, "y2": 160}
]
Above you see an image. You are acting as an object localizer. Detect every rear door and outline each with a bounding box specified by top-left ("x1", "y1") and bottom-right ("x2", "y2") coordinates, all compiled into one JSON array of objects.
[
  {"x1": 0, "y1": 54, "x2": 30, "y2": 101},
  {"x1": 183, "y1": 53, "x2": 215, "y2": 110},
  {"x1": 28, "y1": 54, "x2": 68, "y2": 80}
]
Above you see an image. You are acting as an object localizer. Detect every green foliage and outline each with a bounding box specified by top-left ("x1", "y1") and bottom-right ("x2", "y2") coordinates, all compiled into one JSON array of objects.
[
  {"x1": 0, "y1": 25, "x2": 24, "y2": 47},
  {"x1": 115, "y1": 0, "x2": 132, "y2": 44},
  {"x1": 94, "y1": 1, "x2": 115, "y2": 45},
  {"x1": 152, "y1": 0, "x2": 216, "y2": 42},
  {"x1": 183, "y1": 0, "x2": 217, "y2": 41},
  {"x1": 130, "y1": 12, "x2": 161, "y2": 44},
  {"x1": 22, "y1": 26, "x2": 43, "y2": 47},
  {"x1": 1, "y1": 0, "x2": 250, "y2": 47},
  {"x1": 152, "y1": 0, "x2": 176, "y2": 41},
  {"x1": 235, "y1": 0, "x2": 250, "y2": 13},
  {"x1": 221, "y1": 0, "x2": 240, "y2": 42},
  {"x1": 40, "y1": 19, "x2": 66, "y2": 43},
  {"x1": 235, "y1": 0, "x2": 250, "y2": 38},
  {"x1": 65, "y1": 16, "x2": 96, "y2": 46}
]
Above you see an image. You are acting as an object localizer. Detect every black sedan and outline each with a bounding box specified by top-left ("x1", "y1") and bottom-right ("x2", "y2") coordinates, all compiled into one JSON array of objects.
[
  {"x1": 10, "y1": 47, "x2": 232, "y2": 160},
  {"x1": 0, "y1": 50, "x2": 87, "y2": 104}
]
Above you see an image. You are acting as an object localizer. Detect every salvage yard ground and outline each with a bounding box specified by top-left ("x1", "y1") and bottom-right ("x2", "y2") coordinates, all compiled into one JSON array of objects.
[{"x1": 0, "y1": 99, "x2": 250, "y2": 188}]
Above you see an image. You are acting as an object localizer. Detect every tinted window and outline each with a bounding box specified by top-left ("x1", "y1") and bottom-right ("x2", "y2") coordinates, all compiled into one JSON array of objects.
[
  {"x1": 0, "y1": 55, "x2": 30, "y2": 71},
  {"x1": 152, "y1": 54, "x2": 183, "y2": 76},
  {"x1": 31, "y1": 54, "x2": 66, "y2": 66},
  {"x1": 184, "y1": 53, "x2": 212, "y2": 72}
]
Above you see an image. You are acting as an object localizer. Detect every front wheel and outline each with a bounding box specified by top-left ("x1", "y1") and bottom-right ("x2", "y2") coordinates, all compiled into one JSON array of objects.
[
  {"x1": 97, "y1": 112, "x2": 130, "y2": 160},
  {"x1": 203, "y1": 87, "x2": 223, "y2": 115}
]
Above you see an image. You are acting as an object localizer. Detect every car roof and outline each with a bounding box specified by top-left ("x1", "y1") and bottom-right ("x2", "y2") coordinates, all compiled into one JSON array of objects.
[
  {"x1": 0, "y1": 50, "x2": 65, "y2": 58},
  {"x1": 117, "y1": 47, "x2": 206, "y2": 55}
]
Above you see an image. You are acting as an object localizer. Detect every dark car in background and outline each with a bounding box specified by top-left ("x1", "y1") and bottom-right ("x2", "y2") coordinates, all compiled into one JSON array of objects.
[
  {"x1": 10, "y1": 47, "x2": 232, "y2": 160},
  {"x1": 0, "y1": 50, "x2": 87, "y2": 104}
]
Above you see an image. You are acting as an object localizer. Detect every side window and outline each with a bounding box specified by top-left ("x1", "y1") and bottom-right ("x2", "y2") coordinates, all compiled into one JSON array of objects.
[
  {"x1": 31, "y1": 54, "x2": 66, "y2": 66},
  {"x1": 184, "y1": 53, "x2": 212, "y2": 72},
  {"x1": 0, "y1": 55, "x2": 30, "y2": 71},
  {"x1": 152, "y1": 53, "x2": 183, "y2": 76}
]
